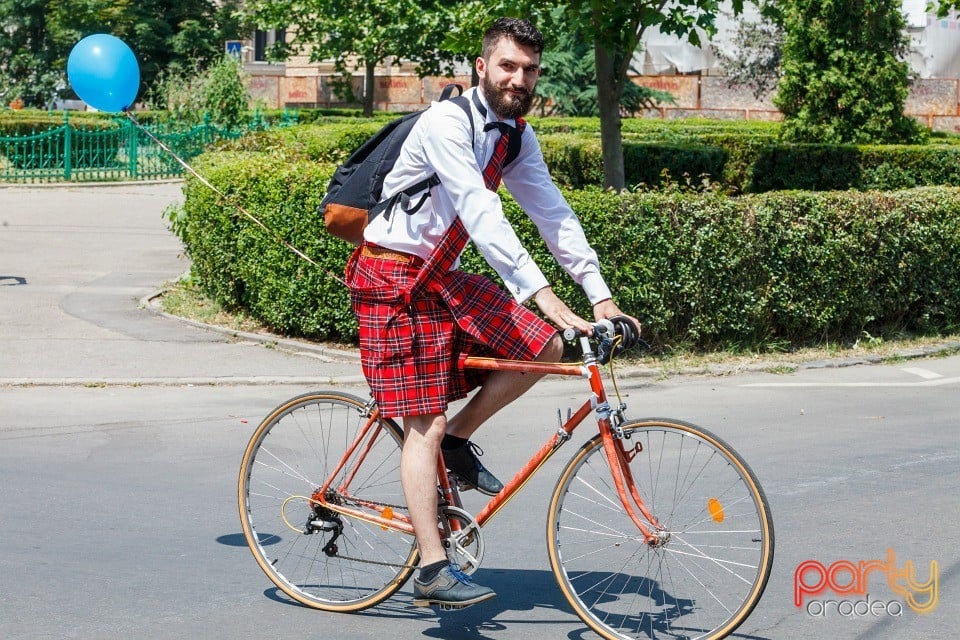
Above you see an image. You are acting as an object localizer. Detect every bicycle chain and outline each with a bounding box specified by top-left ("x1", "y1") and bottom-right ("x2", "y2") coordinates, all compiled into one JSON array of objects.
[
  {"x1": 310, "y1": 497, "x2": 417, "y2": 569},
  {"x1": 309, "y1": 498, "x2": 468, "y2": 571},
  {"x1": 333, "y1": 553, "x2": 418, "y2": 569}
]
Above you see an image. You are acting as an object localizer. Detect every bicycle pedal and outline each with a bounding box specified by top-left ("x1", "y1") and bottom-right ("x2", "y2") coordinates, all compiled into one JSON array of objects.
[{"x1": 446, "y1": 473, "x2": 474, "y2": 492}]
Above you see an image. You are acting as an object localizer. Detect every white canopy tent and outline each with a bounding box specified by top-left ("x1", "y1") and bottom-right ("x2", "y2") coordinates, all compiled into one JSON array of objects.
[{"x1": 637, "y1": 1, "x2": 960, "y2": 79}]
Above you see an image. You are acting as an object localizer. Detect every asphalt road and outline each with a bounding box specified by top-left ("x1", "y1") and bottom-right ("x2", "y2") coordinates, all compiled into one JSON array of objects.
[{"x1": 0, "y1": 184, "x2": 957, "y2": 639}]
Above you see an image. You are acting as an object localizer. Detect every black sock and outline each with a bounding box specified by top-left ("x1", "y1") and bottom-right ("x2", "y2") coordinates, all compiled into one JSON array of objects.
[
  {"x1": 441, "y1": 434, "x2": 468, "y2": 451},
  {"x1": 419, "y1": 559, "x2": 449, "y2": 583}
]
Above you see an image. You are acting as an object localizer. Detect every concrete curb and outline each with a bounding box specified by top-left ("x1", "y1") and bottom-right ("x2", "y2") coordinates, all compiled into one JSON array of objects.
[{"x1": 138, "y1": 287, "x2": 960, "y2": 386}]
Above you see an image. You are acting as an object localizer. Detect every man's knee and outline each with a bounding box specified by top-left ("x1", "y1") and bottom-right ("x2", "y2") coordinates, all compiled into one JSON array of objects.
[
  {"x1": 536, "y1": 333, "x2": 564, "y2": 362},
  {"x1": 403, "y1": 413, "x2": 447, "y2": 442}
]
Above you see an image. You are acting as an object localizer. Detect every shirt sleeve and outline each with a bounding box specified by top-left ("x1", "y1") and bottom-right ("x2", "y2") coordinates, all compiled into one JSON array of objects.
[
  {"x1": 501, "y1": 128, "x2": 613, "y2": 305},
  {"x1": 419, "y1": 102, "x2": 550, "y2": 303}
]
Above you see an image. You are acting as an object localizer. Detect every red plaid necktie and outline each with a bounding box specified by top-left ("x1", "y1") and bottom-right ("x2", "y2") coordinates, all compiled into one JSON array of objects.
[
  {"x1": 410, "y1": 118, "x2": 526, "y2": 295},
  {"x1": 481, "y1": 121, "x2": 516, "y2": 190}
]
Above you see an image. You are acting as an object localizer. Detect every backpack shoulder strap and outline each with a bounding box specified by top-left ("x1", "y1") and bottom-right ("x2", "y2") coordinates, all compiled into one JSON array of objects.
[
  {"x1": 449, "y1": 95, "x2": 475, "y2": 144},
  {"x1": 372, "y1": 88, "x2": 480, "y2": 221},
  {"x1": 438, "y1": 82, "x2": 463, "y2": 101}
]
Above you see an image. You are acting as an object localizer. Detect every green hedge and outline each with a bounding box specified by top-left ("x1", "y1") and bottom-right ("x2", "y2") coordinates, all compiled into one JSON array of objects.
[
  {"x1": 212, "y1": 122, "x2": 387, "y2": 164},
  {"x1": 218, "y1": 121, "x2": 960, "y2": 193},
  {"x1": 0, "y1": 112, "x2": 119, "y2": 136},
  {"x1": 172, "y1": 150, "x2": 960, "y2": 350},
  {"x1": 171, "y1": 151, "x2": 356, "y2": 340}
]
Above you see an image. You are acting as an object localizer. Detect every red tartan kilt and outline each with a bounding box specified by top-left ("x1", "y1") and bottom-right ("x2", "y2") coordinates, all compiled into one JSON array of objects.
[{"x1": 347, "y1": 249, "x2": 556, "y2": 418}]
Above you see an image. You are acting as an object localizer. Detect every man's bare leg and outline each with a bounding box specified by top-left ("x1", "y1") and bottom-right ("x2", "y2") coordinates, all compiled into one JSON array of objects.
[
  {"x1": 404, "y1": 413, "x2": 498, "y2": 607},
  {"x1": 401, "y1": 413, "x2": 448, "y2": 566},
  {"x1": 445, "y1": 334, "x2": 564, "y2": 439}
]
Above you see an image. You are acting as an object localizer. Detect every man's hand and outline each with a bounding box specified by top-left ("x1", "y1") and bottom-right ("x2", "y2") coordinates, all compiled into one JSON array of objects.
[
  {"x1": 533, "y1": 287, "x2": 593, "y2": 334},
  {"x1": 592, "y1": 299, "x2": 642, "y2": 336}
]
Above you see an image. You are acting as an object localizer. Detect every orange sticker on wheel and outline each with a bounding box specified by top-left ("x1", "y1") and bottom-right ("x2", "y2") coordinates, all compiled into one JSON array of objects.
[{"x1": 708, "y1": 498, "x2": 724, "y2": 523}]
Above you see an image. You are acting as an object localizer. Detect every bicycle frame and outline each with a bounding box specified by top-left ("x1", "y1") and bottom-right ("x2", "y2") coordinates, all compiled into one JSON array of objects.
[{"x1": 312, "y1": 340, "x2": 665, "y2": 545}]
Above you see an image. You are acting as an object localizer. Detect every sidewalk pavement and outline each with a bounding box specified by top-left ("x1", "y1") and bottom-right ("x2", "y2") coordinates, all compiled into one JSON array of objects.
[{"x1": 0, "y1": 183, "x2": 364, "y2": 387}]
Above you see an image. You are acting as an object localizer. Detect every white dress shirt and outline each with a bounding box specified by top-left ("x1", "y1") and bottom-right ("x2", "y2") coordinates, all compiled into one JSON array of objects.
[{"x1": 365, "y1": 87, "x2": 612, "y2": 305}]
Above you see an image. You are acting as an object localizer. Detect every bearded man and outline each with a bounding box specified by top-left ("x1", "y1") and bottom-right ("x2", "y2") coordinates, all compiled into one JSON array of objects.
[{"x1": 345, "y1": 16, "x2": 639, "y2": 609}]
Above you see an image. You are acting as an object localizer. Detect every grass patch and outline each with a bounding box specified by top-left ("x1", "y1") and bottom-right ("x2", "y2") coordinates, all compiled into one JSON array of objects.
[
  {"x1": 158, "y1": 278, "x2": 356, "y2": 353},
  {"x1": 159, "y1": 278, "x2": 268, "y2": 334},
  {"x1": 158, "y1": 277, "x2": 960, "y2": 375},
  {"x1": 620, "y1": 333, "x2": 960, "y2": 376}
]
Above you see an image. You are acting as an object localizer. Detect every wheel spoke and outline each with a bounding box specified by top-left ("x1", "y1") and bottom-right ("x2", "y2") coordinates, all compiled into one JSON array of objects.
[
  {"x1": 239, "y1": 393, "x2": 417, "y2": 611},
  {"x1": 548, "y1": 420, "x2": 774, "y2": 640}
]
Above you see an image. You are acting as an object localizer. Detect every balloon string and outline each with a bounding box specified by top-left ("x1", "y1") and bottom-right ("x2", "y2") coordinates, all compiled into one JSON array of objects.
[{"x1": 123, "y1": 110, "x2": 347, "y2": 287}]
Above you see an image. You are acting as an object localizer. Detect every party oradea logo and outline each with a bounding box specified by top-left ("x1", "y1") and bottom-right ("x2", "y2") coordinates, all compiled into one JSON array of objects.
[{"x1": 795, "y1": 549, "x2": 938, "y2": 617}]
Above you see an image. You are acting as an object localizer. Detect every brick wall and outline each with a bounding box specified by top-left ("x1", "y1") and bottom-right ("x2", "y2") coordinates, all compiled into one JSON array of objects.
[
  {"x1": 246, "y1": 71, "x2": 960, "y2": 133},
  {"x1": 632, "y1": 76, "x2": 960, "y2": 132}
]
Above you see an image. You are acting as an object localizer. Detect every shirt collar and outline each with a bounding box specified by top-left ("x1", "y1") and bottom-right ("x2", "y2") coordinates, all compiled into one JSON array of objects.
[{"x1": 471, "y1": 87, "x2": 518, "y2": 129}]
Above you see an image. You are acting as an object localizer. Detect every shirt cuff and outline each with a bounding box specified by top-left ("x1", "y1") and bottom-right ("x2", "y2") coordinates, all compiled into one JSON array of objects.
[
  {"x1": 580, "y1": 272, "x2": 613, "y2": 306},
  {"x1": 507, "y1": 262, "x2": 550, "y2": 303}
]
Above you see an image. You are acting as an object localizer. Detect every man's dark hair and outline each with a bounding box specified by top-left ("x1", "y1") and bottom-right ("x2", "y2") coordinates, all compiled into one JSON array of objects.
[{"x1": 482, "y1": 17, "x2": 544, "y2": 58}]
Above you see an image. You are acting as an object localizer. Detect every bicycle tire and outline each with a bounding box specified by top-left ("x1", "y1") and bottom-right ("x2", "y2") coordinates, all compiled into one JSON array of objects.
[
  {"x1": 547, "y1": 418, "x2": 774, "y2": 640},
  {"x1": 238, "y1": 391, "x2": 417, "y2": 612}
]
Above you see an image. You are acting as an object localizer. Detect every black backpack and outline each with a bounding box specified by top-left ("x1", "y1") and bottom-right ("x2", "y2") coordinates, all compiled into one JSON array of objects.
[{"x1": 319, "y1": 85, "x2": 520, "y2": 244}]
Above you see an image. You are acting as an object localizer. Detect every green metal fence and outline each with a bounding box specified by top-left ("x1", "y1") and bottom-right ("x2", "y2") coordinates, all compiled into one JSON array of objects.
[{"x1": 0, "y1": 112, "x2": 293, "y2": 183}]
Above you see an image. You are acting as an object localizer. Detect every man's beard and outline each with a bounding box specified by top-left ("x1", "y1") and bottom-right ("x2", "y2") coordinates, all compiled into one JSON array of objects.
[{"x1": 481, "y1": 74, "x2": 535, "y2": 120}]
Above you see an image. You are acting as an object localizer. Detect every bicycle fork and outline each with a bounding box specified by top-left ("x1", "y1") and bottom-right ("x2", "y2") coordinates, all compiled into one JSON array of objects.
[{"x1": 597, "y1": 410, "x2": 668, "y2": 547}]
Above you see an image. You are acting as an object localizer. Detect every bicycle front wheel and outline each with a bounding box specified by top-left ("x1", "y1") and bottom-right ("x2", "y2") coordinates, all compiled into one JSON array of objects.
[
  {"x1": 547, "y1": 419, "x2": 774, "y2": 640},
  {"x1": 238, "y1": 391, "x2": 417, "y2": 612}
]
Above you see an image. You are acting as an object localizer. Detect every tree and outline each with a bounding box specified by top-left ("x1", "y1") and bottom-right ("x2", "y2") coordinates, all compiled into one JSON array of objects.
[
  {"x1": 104, "y1": 1, "x2": 245, "y2": 100},
  {"x1": 571, "y1": 0, "x2": 744, "y2": 189},
  {"x1": 446, "y1": 1, "x2": 741, "y2": 190},
  {"x1": 152, "y1": 54, "x2": 249, "y2": 127},
  {"x1": 0, "y1": 0, "x2": 63, "y2": 107},
  {"x1": 712, "y1": 1, "x2": 783, "y2": 100},
  {"x1": 774, "y1": 0, "x2": 923, "y2": 144},
  {"x1": 241, "y1": 0, "x2": 468, "y2": 116},
  {"x1": 931, "y1": 1, "x2": 960, "y2": 15},
  {"x1": 0, "y1": 0, "x2": 243, "y2": 108},
  {"x1": 535, "y1": 12, "x2": 674, "y2": 117}
]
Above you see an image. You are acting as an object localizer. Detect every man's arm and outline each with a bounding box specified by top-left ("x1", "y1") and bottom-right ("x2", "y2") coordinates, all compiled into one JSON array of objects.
[
  {"x1": 502, "y1": 129, "x2": 612, "y2": 306},
  {"x1": 533, "y1": 288, "x2": 641, "y2": 339}
]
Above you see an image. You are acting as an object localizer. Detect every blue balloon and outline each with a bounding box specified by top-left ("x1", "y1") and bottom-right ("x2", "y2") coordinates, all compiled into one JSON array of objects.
[{"x1": 67, "y1": 34, "x2": 140, "y2": 112}]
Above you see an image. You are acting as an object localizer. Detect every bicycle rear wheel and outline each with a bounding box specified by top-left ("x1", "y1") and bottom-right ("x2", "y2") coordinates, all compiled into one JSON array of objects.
[
  {"x1": 238, "y1": 391, "x2": 417, "y2": 612},
  {"x1": 547, "y1": 419, "x2": 774, "y2": 640}
]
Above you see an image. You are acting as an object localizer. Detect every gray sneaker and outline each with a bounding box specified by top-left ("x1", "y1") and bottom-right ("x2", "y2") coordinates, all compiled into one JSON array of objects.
[
  {"x1": 443, "y1": 441, "x2": 504, "y2": 496},
  {"x1": 412, "y1": 565, "x2": 496, "y2": 610}
]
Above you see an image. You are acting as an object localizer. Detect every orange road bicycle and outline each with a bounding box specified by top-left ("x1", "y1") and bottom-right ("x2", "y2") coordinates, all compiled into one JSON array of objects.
[{"x1": 238, "y1": 320, "x2": 774, "y2": 640}]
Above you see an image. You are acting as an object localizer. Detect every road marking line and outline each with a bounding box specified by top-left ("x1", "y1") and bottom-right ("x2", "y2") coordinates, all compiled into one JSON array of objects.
[
  {"x1": 742, "y1": 376, "x2": 960, "y2": 388},
  {"x1": 901, "y1": 367, "x2": 943, "y2": 380}
]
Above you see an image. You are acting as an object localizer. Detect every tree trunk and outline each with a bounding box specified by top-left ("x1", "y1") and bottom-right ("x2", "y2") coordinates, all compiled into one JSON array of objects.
[
  {"x1": 594, "y1": 39, "x2": 625, "y2": 191},
  {"x1": 364, "y1": 60, "x2": 375, "y2": 117}
]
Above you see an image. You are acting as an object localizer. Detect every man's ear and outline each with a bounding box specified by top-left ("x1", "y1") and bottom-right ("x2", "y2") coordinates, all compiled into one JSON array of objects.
[{"x1": 475, "y1": 56, "x2": 487, "y2": 79}]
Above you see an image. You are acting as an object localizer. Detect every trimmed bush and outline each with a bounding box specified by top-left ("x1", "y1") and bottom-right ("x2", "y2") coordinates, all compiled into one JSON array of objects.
[
  {"x1": 215, "y1": 120, "x2": 960, "y2": 194},
  {"x1": 172, "y1": 151, "x2": 355, "y2": 340},
  {"x1": 540, "y1": 135, "x2": 730, "y2": 189},
  {"x1": 213, "y1": 122, "x2": 389, "y2": 164},
  {"x1": 173, "y1": 148, "x2": 960, "y2": 350}
]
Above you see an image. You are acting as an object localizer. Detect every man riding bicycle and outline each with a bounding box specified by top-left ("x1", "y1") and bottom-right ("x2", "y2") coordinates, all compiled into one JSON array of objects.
[{"x1": 345, "y1": 16, "x2": 639, "y2": 609}]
